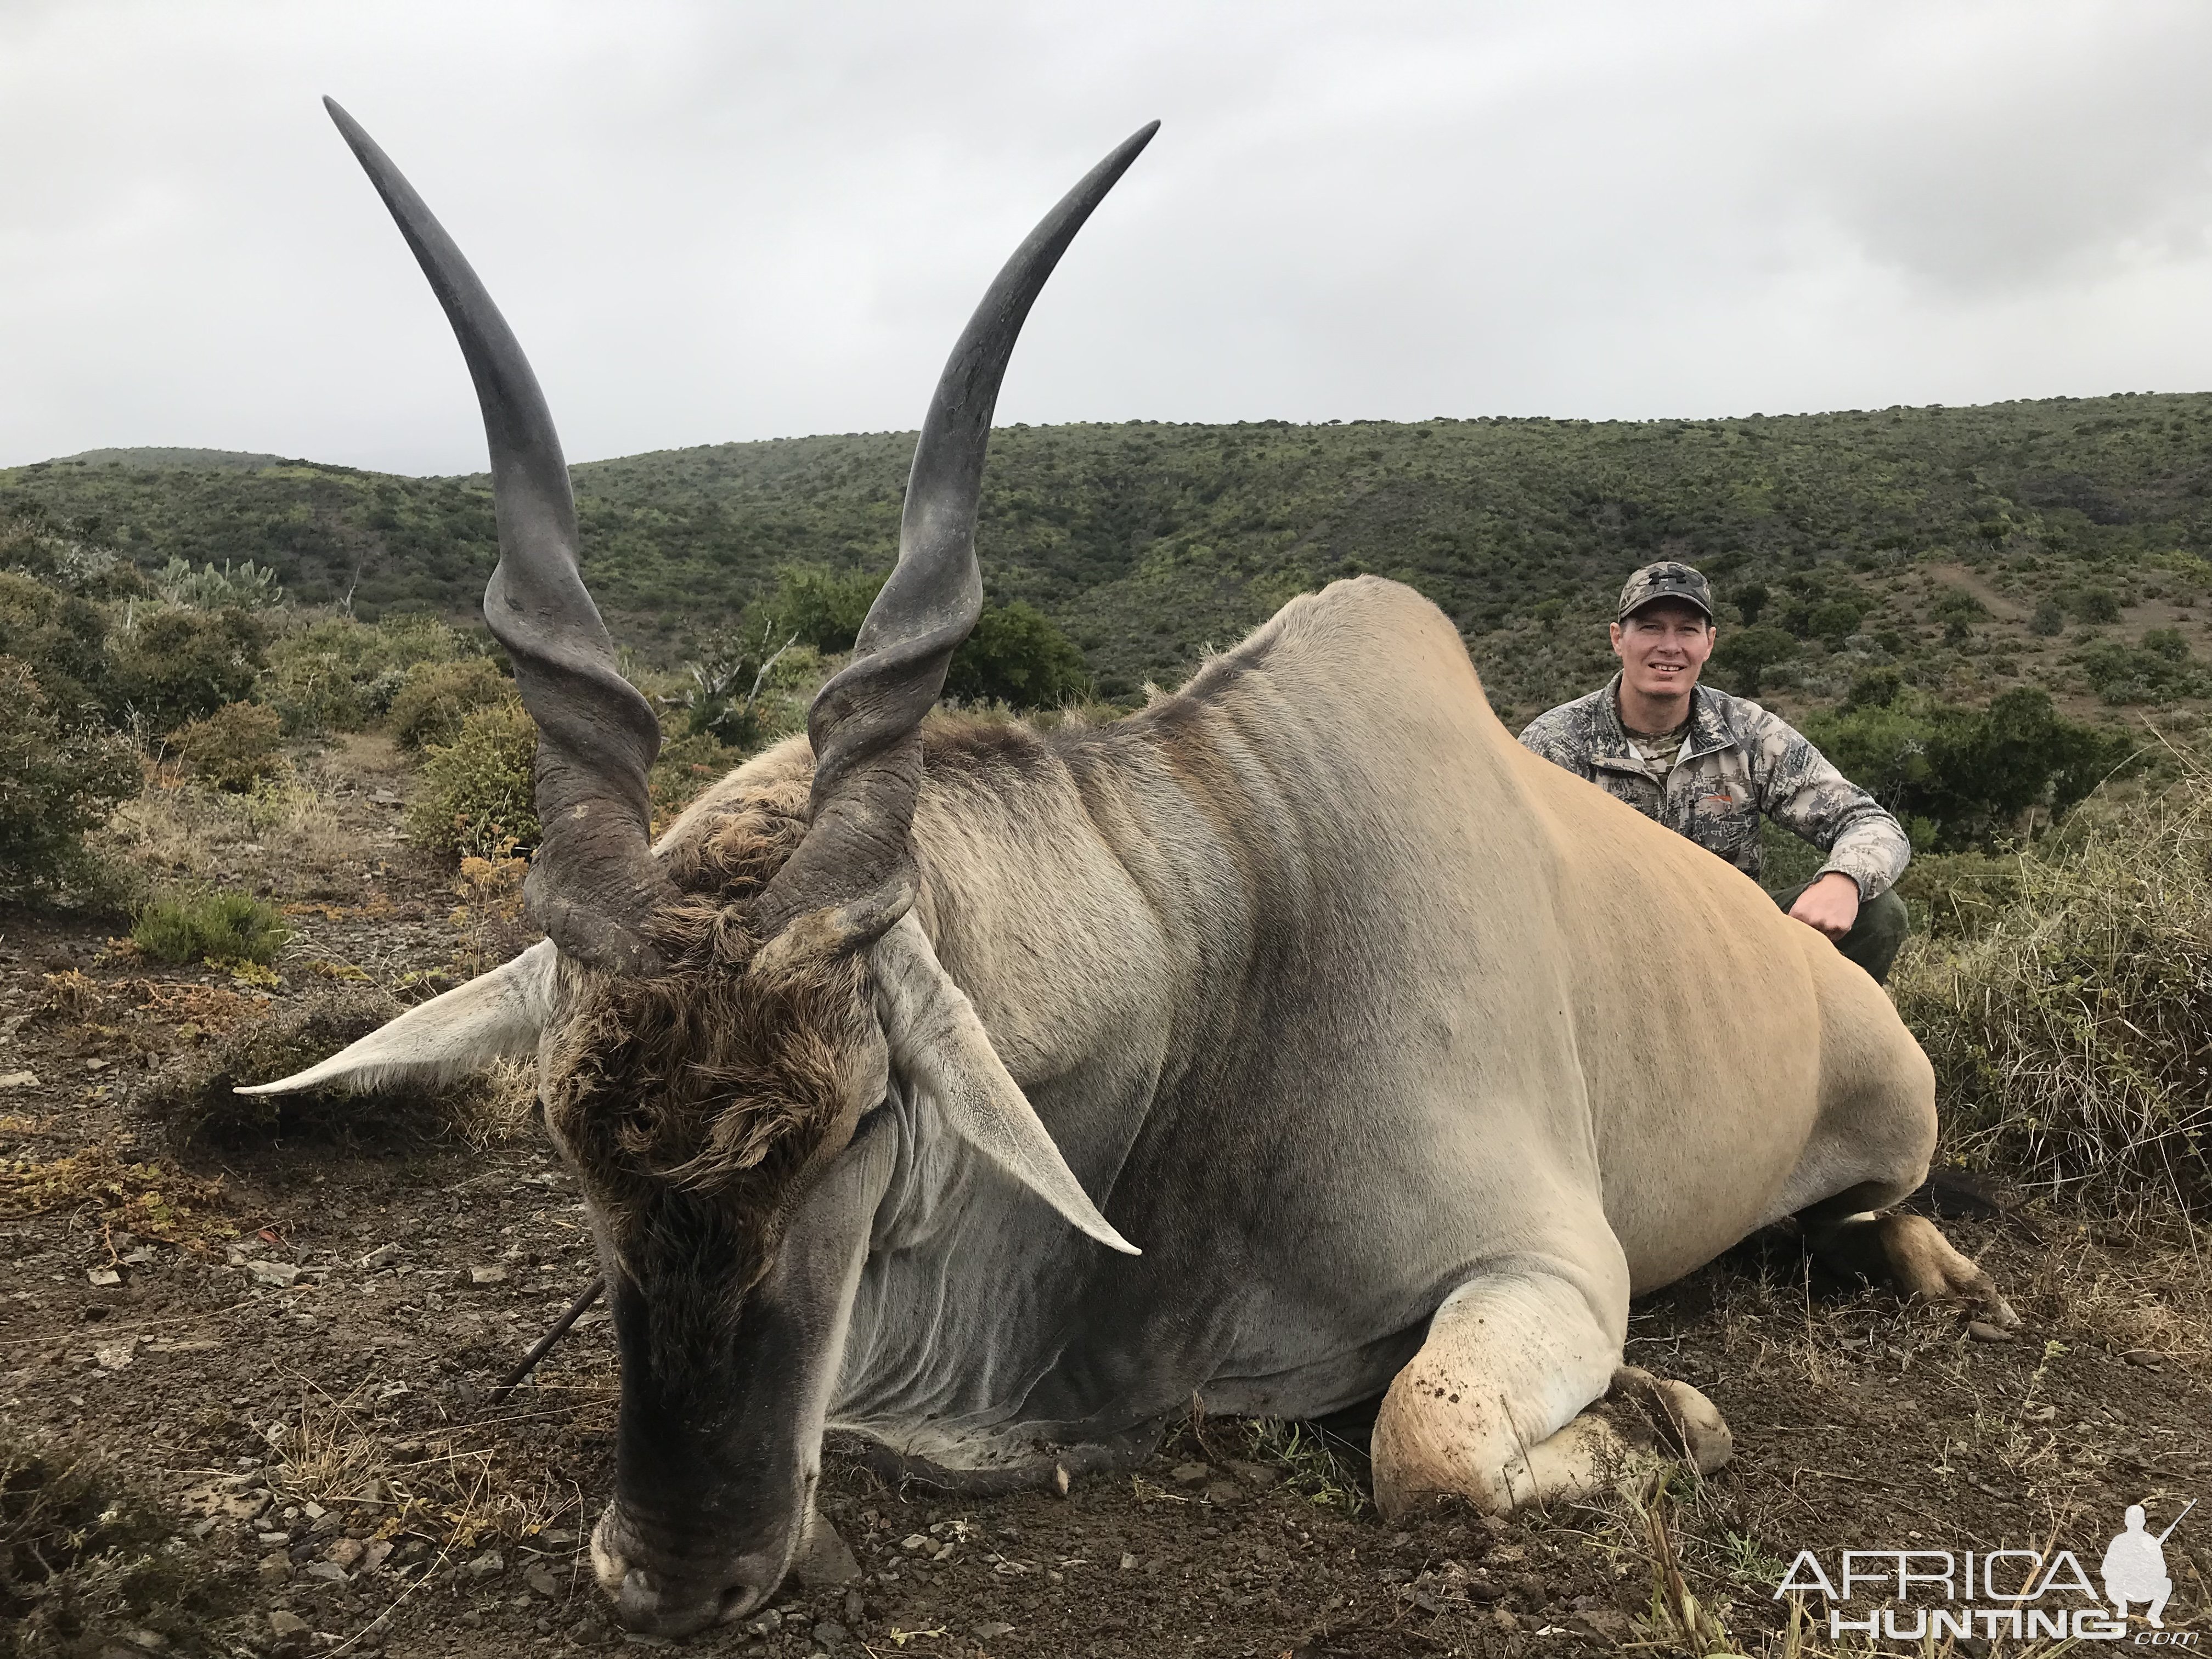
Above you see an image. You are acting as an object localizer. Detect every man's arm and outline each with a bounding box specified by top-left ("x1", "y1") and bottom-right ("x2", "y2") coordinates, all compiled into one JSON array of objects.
[{"x1": 1746, "y1": 709, "x2": 1912, "y2": 904}]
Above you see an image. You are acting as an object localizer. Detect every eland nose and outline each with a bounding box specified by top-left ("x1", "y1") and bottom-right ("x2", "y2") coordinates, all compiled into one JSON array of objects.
[{"x1": 593, "y1": 1506, "x2": 767, "y2": 1637}]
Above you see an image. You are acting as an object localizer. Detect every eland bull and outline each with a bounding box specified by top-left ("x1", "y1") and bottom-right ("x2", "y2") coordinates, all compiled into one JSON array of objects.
[{"x1": 256, "y1": 101, "x2": 2018, "y2": 1637}]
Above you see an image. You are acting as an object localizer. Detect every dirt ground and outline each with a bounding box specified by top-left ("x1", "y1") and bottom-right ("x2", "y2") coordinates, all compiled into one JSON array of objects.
[{"x1": 2, "y1": 740, "x2": 2208, "y2": 1658}]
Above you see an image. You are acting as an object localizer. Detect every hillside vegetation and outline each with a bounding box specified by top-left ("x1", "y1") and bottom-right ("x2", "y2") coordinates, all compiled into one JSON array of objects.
[{"x1": 8, "y1": 391, "x2": 2212, "y2": 725}]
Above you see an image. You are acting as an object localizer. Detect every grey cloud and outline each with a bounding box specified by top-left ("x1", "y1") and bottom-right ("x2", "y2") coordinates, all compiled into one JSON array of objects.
[{"x1": 5, "y1": 0, "x2": 2212, "y2": 475}]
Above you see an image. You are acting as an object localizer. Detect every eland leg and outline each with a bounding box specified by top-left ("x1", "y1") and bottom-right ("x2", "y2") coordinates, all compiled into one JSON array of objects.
[
  {"x1": 1370, "y1": 1262, "x2": 1731, "y2": 1519},
  {"x1": 1798, "y1": 1186, "x2": 2018, "y2": 1328}
]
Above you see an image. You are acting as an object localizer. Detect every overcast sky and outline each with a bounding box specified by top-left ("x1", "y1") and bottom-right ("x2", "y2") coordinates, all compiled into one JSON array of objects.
[{"x1": 6, "y1": 0, "x2": 2212, "y2": 475}]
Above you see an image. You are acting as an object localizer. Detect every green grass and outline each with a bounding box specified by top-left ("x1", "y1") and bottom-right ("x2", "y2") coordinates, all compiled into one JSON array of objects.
[{"x1": 131, "y1": 889, "x2": 290, "y2": 967}]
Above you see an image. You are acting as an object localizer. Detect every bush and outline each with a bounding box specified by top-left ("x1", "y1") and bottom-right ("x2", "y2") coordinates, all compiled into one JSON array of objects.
[
  {"x1": 1803, "y1": 686, "x2": 2119, "y2": 850},
  {"x1": 1894, "y1": 764, "x2": 2212, "y2": 1215},
  {"x1": 406, "y1": 698, "x2": 539, "y2": 857},
  {"x1": 260, "y1": 612, "x2": 465, "y2": 735},
  {"x1": 169, "y1": 700, "x2": 284, "y2": 791},
  {"x1": 650, "y1": 729, "x2": 744, "y2": 823},
  {"x1": 1708, "y1": 625, "x2": 1798, "y2": 697},
  {"x1": 772, "y1": 566, "x2": 886, "y2": 653},
  {"x1": 0, "y1": 657, "x2": 140, "y2": 902},
  {"x1": 2072, "y1": 634, "x2": 2203, "y2": 704},
  {"x1": 0, "y1": 569, "x2": 108, "y2": 721},
  {"x1": 130, "y1": 889, "x2": 291, "y2": 967},
  {"x1": 387, "y1": 656, "x2": 509, "y2": 751},
  {"x1": 106, "y1": 606, "x2": 268, "y2": 731},
  {"x1": 945, "y1": 600, "x2": 1092, "y2": 709}
]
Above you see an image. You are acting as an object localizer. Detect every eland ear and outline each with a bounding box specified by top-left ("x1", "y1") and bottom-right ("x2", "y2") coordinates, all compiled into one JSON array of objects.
[
  {"x1": 236, "y1": 941, "x2": 558, "y2": 1097},
  {"x1": 868, "y1": 915, "x2": 1138, "y2": 1255}
]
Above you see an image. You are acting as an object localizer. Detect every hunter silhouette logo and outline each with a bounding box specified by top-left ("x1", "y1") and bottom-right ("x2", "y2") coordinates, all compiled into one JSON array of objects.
[
  {"x1": 2105, "y1": 1500, "x2": 2194, "y2": 1630},
  {"x1": 1775, "y1": 1497, "x2": 2197, "y2": 1643}
]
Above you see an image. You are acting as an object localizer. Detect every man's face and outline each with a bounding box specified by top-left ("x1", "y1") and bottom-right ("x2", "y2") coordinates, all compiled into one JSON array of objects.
[{"x1": 1609, "y1": 601, "x2": 1715, "y2": 701}]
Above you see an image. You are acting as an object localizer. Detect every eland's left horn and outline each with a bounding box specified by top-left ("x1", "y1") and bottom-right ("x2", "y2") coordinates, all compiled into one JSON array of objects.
[
  {"x1": 757, "y1": 121, "x2": 1160, "y2": 943},
  {"x1": 325, "y1": 98, "x2": 676, "y2": 975}
]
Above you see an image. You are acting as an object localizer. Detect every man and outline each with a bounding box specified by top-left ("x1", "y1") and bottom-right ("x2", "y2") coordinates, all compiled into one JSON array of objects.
[{"x1": 1518, "y1": 561, "x2": 1911, "y2": 983}]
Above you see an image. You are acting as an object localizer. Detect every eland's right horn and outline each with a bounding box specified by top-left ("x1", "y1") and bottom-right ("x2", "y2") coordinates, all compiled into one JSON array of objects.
[
  {"x1": 325, "y1": 98, "x2": 676, "y2": 975},
  {"x1": 756, "y1": 122, "x2": 1159, "y2": 945}
]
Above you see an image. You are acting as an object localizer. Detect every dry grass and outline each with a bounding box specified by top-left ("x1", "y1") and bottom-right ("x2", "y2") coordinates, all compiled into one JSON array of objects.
[
  {"x1": 266, "y1": 1381, "x2": 586, "y2": 1551},
  {"x1": 1893, "y1": 755, "x2": 2212, "y2": 1216},
  {"x1": 0, "y1": 1136, "x2": 234, "y2": 1247},
  {"x1": 103, "y1": 761, "x2": 366, "y2": 900}
]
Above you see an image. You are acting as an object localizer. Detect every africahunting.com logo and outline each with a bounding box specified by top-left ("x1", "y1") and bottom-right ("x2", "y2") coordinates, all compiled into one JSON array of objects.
[{"x1": 1774, "y1": 1498, "x2": 2197, "y2": 1643}]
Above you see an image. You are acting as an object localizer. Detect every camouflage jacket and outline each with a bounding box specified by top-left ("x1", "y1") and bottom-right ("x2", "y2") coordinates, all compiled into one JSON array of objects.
[{"x1": 1517, "y1": 675, "x2": 1911, "y2": 899}]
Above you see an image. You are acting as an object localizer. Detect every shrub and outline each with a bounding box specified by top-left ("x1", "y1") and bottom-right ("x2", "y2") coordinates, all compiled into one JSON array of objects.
[
  {"x1": 261, "y1": 612, "x2": 465, "y2": 735},
  {"x1": 130, "y1": 889, "x2": 291, "y2": 967},
  {"x1": 406, "y1": 698, "x2": 539, "y2": 857},
  {"x1": 772, "y1": 566, "x2": 887, "y2": 653},
  {"x1": 387, "y1": 656, "x2": 509, "y2": 751},
  {"x1": 1893, "y1": 764, "x2": 2212, "y2": 1215},
  {"x1": 2029, "y1": 598, "x2": 2065, "y2": 636},
  {"x1": 2071, "y1": 585, "x2": 2123, "y2": 623},
  {"x1": 1803, "y1": 686, "x2": 2119, "y2": 850},
  {"x1": 651, "y1": 729, "x2": 744, "y2": 823},
  {"x1": 945, "y1": 601, "x2": 1092, "y2": 709},
  {"x1": 0, "y1": 569, "x2": 108, "y2": 721},
  {"x1": 0, "y1": 657, "x2": 140, "y2": 902},
  {"x1": 0, "y1": 1427, "x2": 236, "y2": 1653},
  {"x1": 106, "y1": 606, "x2": 268, "y2": 731},
  {"x1": 1708, "y1": 625, "x2": 1797, "y2": 697},
  {"x1": 169, "y1": 700, "x2": 284, "y2": 791},
  {"x1": 2072, "y1": 635, "x2": 2203, "y2": 704}
]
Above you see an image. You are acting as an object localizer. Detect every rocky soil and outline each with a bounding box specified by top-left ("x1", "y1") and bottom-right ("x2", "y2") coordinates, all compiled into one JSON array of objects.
[{"x1": 2, "y1": 744, "x2": 2207, "y2": 1657}]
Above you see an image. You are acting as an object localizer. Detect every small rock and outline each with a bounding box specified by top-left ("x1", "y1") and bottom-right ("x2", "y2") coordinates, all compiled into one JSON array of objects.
[
  {"x1": 123, "y1": 1630, "x2": 169, "y2": 1652},
  {"x1": 257, "y1": 1554, "x2": 292, "y2": 1587},
  {"x1": 811, "y1": 1622, "x2": 849, "y2": 1649},
  {"x1": 972, "y1": 1622, "x2": 1014, "y2": 1640},
  {"x1": 464, "y1": 1550, "x2": 504, "y2": 1577},
  {"x1": 359, "y1": 1244, "x2": 402, "y2": 1269},
  {"x1": 0, "y1": 1071, "x2": 38, "y2": 1088},
  {"x1": 1053, "y1": 1462, "x2": 1070, "y2": 1498},
  {"x1": 268, "y1": 1610, "x2": 308, "y2": 1635},
  {"x1": 1490, "y1": 1607, "x2": 1521, "y2": 1632},
  {"x1": 360, "y1": 1539, "x2": 393, "y2": 1575},
  {"x1": 469, "y1": 1265, "x2": 509, "y2": 1285},
  {"x1": 1226, "y1": 1459, "x2": 1282, "y2": 1489},
  {"x1": 1169, "y1": 1460, "x2": 1212, "y2": 1485},
  {"x1": 300, "y1": 1500, "x2": 325, "y2": 1520},
  {"x1": 86, "y1": 1267, "x2": 122, "y2": 1288},
  {"x1": 1967, "y1": 1319, "x2": 2016, "y2": 1344},
  {"x1": 899, "y1": 1533, "x2": 932, "y2": 1554},
  {"x1": 526, "y1": 1565, "x2": 559, "y2": 1597},
  {"x1": 324, "y1": 1537, "x2": 364, "y2": 1569},
  {"x1": 842, "y1": 1587, "x2": 866, "y2": 1624},
  {"x1": 792, "y1": 1518, "x2": 862, "y2": 1585},
  {"x1": 745, "y1": 1609, "x2": 783, "y2": 1636},
  {"x1": 248, "y1": 1260, "x2": 302, "y2": 1289},
  {"x1": 2122, "y1": 1348, "x2": 2164, "y2": 1368},
  {"x1": 302, "y1": 1561, "x2": 348, "y2": 1584},
  {"x1": 1119, "y1": 1552, "x2": 1139, "y2": 1571},
  {"x1": 93, "y1": 1339, "x2": 137, "y2": 1370},
  {"x1": 1204, "y1": 1481, "x2": 1243, "y2": 1506}
]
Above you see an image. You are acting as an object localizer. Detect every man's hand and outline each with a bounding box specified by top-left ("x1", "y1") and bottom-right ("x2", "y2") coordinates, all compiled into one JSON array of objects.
[{"x1": 1787, "y1": 871, "x2": 1861, "y2": 941}]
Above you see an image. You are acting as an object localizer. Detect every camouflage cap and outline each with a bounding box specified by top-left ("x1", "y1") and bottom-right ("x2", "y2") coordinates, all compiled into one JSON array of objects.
[{"x1": 1617, "y1": 560, "x2": 1714, "y2": 622}]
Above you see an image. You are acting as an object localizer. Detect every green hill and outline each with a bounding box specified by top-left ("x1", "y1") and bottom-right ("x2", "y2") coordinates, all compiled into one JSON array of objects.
[{"x1": 8, "y1": 393, "x2": 2212, "y2": 721}]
